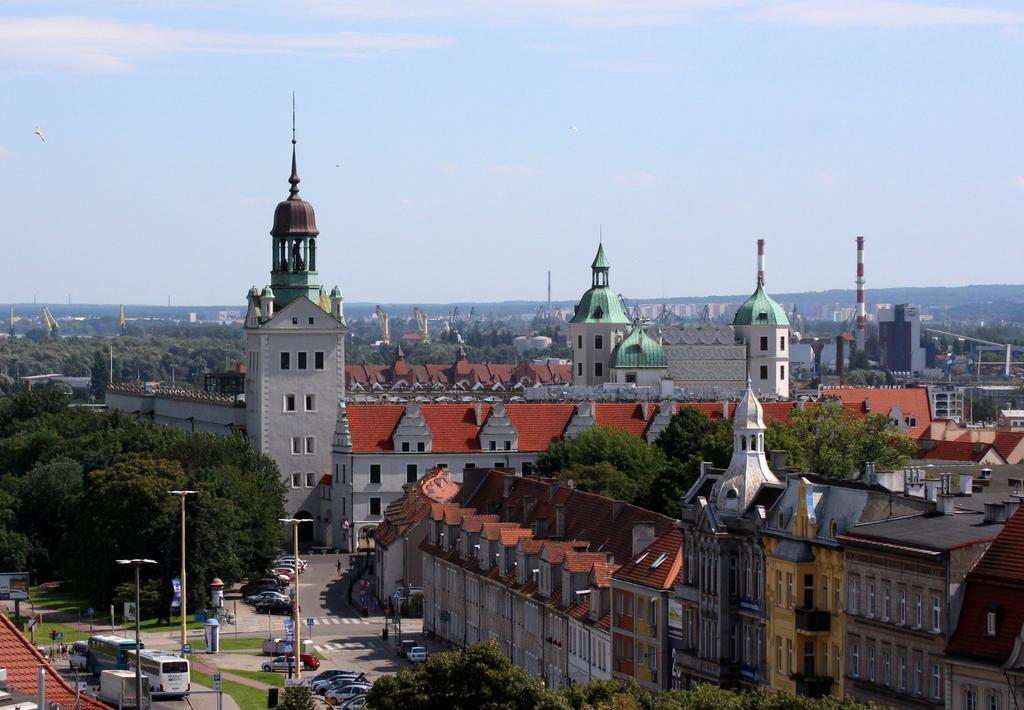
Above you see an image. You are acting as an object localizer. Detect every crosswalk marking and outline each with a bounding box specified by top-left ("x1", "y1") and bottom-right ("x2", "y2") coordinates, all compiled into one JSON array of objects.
[
  {"x1": 314, "y1": 642, "x2": 365, "y2": 653},
  {"x1": 311, "y1": 616, "x2": 367, "y2": 625}
]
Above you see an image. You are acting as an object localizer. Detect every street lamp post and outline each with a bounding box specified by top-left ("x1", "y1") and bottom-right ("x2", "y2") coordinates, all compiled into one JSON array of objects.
[
  {"x1": 117, "y1": 559, "x2": 157, "y2": 710},
  {"x1": 168, "y1": 490, "x2": 196, "y2": 649},
  {"x1": 279, "y1": 518, "x2": 313, "y2": 680}
]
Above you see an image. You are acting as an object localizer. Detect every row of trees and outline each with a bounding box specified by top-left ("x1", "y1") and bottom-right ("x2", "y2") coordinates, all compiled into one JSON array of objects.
[
  {"x1": 365, "y1": 641, "x2": 878, "y2": 709},
  {"x1": 0, "y1": 388, "x2": 286, "y2": 610},
  {"x1": 536, "y1": 402, "x2": 917, "y2": 518}
]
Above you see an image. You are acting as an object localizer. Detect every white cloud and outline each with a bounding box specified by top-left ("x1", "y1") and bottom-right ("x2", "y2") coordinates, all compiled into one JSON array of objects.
[
  {"x1": 490, "y1": 163, "x2": 541, "y2": 177},
  {"x1": 613, "y1": 171, "x2": 659, "y2": 187},
  {"x1": 1012, "y1": 176, "x2": 1024, "y2": 189},
  {"x1": 816, "y1": 171, "x2": 837, "y2": 188},
  {"x1": 432, "y1": 160, "x2": 459, "y2": 174},
  {"x1": 742, "y1": 0, "x2": 1024, "y2": 28},
  {"x1": 0, "y1": 145, "x2": 11, "y2": 158},
  {"x1": 0, "y1": 17, "x2": 454, "y2": 73}
]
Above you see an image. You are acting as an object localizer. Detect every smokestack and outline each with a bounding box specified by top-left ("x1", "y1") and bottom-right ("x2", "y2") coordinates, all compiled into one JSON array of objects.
[
  {"x1": 855, "y1": 236, "x2": 866, "y2": 351},
  {"x1": 757, "y1": 239, "x2": 766, "y2": 286}
]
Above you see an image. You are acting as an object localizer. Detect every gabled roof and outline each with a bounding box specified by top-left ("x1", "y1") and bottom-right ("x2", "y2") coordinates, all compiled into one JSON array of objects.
[
  {"x1": 946, "y1": 508, "x2": 1024, "y2": 662},
  {"x1": 0, "y1": 612, "x2": 109, "y2": 710},
  {"x1": 420, "y1": 404, "x2": 485, "y2": 452},
  {"x1": 919, "y1": 440, "x2": 1003, "y2": 464},
  {"x1": 993, "y1": 432, "x2": 1024, "y2": 464},
  {"x1": 821, "y1": 386, "x2": 932, "y2": 438},
  {"x1": 611, "y1": 526, "x2": 683, "y2": 590},
  {"x1": 375, "y1": 467, "x2": 460, "y2": 546},
  {"x1": 346, "y1": 404, "x2": 405, "y2": 452}
]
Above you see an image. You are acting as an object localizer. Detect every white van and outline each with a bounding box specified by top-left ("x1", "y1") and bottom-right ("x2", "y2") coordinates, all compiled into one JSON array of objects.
[{"x1": 69, "y1": 640, "x2": 89, "y2": 671}]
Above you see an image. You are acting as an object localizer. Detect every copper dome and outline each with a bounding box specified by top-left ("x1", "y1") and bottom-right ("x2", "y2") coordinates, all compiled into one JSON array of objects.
[{"x1": 271, "y1": 143, "x2": 319, "y2": 237}]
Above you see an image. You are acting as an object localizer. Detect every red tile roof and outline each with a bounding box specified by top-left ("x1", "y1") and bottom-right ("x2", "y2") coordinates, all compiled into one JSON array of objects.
[
  {"x1": 611, "y1": 526, "x2": 683, "y2": 591},
  {"x1": 346, "y1": 404, "x2": 404, "y2": 452},
  {"x1": 946, "y1": 508, "x2": 1024, "y2": 662},
  {"x1": 344, "y1": 353, "x2": 572, "y2": 389},
  {"x1": 919, "y1": 440, "x2": 1000, "y2": 463},
  {"x1": 504, "y1": 404, "x2": 575, "y2": 451},
  {"x1": 0, "y1": 612, "x2": 109, "y2": 710},
  {"x1": 594, "y1": 403, "x2": 653, "y2": 437},
  {"x1": 375, "y1": 467, "x2": 460, "y2": 546},
  {"x1": 461, "y1": 514, "x2": 499, "y2": 534},
  {"x1": 564, "y1": 551, "x2": 613, "y2": 574},
  {"x1": 821, "y1": 386, "x2": 932, "y2": 438},
  {"x1": 421, "y1": 404, "x2": 487, "y2": 452},
  {"x1": 992, "y1": 432, "x2": 1024, "y2": 464}
]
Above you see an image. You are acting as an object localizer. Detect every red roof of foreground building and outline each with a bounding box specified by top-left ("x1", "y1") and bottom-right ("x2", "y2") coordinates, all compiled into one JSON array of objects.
[
  {"x1": 375, "y1": 467, "x2": 460, "y2": 547},
  {"x1": 420, "y1": 404, "x2": 487, "y2": 452},
  {"x1": 594, "y1": 403, "x2": 655, "y2": 437},
  {"x1": 0, "y1": 612, "x2": 109, "y2": 710},
  {"x1": 504, "y1": 404, "x2": 575, "y2": 451},
  {"x1": 946, "y1": 508, "x2": 1024, "y2": 662},
  {"x1": 611, "y1": 526, "x2": 683, "y2": 590},
  {"x1": 821, "y1": 386, "x2": 932, "y2": 438},
  {"x1": 993, "y1": 432, "x2": 1024, "y2": 464},
  {"x1": 918, "y1": 440, "x2": 1002, "y2": 463},
  {"x1": 346, "y1": 404, "x2": 405, "y2": 452}
]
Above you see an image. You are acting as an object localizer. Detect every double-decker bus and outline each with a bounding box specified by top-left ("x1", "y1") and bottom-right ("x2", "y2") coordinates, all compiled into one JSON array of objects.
[
  {"x1": 85, "y1": 635, "x2": 143, "y2": 677},
  {"x1": 127, "y1": 649, "x2": 191, "y2": 698}
]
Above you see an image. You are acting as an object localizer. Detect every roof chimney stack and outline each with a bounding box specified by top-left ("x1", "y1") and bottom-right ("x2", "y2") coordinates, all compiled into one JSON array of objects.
[{"x1": 855, "y1": 236, "x2": 866, "y2": 352}]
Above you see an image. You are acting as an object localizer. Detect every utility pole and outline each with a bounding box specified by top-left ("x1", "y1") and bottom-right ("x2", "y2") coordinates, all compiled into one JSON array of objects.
[{"x1": 169, "y1": 490, "x2": 197, "y2": 648}]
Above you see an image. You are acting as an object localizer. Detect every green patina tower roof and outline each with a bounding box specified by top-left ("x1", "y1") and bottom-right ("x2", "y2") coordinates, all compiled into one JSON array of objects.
[
  {"x1": 571, "y1": 244, "x2": 631, "y2": 325},
  {"x1": 733, "y1": 281, "x2": 789, "y2": 327},
  {"x1": 611, "y1": 322, "x2": 667, "y2": 369}
]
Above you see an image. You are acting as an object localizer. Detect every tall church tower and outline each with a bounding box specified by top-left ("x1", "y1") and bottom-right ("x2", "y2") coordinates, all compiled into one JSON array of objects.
[
  {"x1": 244, "y1": 111, "x2": 346, "y2": 546},
  {"x1": 733, "y1": 242, "x2": 790, "y2": 397},
  {"x1": 570, "y1": 244, "x2": 631, "y2": 386}
]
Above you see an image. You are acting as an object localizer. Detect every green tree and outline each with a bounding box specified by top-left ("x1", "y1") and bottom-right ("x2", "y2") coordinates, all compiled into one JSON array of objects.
[
  {"x1": 847, "y1": 349, "x2": 870, "y2": 372},
  {"x1": 277, "y1": 684, "x2": 316, "y2": 710},
  {"x1": 90, "y1": 350, "x2": 110, "y2": 399},
  {"x1": 365, "y1": 640, "x2": 566, "y2": 710}
]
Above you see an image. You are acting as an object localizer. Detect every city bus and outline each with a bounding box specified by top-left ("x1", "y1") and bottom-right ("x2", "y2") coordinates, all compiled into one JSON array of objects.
[
  {"x1": 127, "y1": 649, "x2": 191, "y2": 698},
  {"x1": 86, "y1": 635, "x2": 143, "y2": 677}
]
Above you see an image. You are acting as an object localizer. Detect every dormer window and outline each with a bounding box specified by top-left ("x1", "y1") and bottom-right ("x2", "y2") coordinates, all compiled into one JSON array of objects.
[{"x1": 986, "y1": 609, "x2": 999, "y2": 637}]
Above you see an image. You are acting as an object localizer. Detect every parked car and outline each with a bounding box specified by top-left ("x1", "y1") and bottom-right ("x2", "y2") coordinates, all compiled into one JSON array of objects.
[
  {"x1": 325, "y1": 683, "x2": 371, "y2": 706},
  {"x1": 340, "y1": 696, "x2": 366, "y2": 709},
  {"x1": 317, "y1": 674, "x2": 367, "y2": 695},
  {"x1": 240, "y1": 578, "x2": 283, "y2": 597},
  {"x1": 261, "y1": 654, "x2": 318, "y2": 672},
  {"x1": 254, "y1": 598, "x2": 293, "y2": 615},
  {"x1": 68, "y1": 641, "x2": 89, "y2": 671},
  {"x1": 246, "y1": 590, "x2": 290, "y2": 605},
  {"x1": 396, "y1": 640, "x2": 417, "y2": 658},
  {"x1": 307, "y1": 670, "x2": 353, "y2": 689},
  {"x1": 407, "y1": 647, "x2": 428, "y2": 664}
]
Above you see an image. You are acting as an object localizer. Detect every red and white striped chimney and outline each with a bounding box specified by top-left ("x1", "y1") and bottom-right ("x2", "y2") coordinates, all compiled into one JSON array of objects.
[
  {"x1": 757, "y1": 239, "x2": 765, "y2": 286},
  {"x1": 855, "y1": 236, "x2": 866, "y2": 351}
]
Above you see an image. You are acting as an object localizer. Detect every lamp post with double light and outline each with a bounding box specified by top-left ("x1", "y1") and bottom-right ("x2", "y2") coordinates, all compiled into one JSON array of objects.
[
  {"x1": 116, "y1": 558, "x2": 156, "y2": 710},
  {"x1": 168, "y1": 490, "x2": 196, "y2": 648},
  {"x1": 278, "y1": 518, "x2": 313, "y2": 680}
]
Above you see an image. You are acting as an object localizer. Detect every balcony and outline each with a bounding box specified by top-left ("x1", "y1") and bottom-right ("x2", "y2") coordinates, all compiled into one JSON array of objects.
[
  {"x1": 795, "y1": 608, "x2": 831, "y2": 633},
  {"x1": 795, "y1": 676, "x2": 833, "y2": 699}
]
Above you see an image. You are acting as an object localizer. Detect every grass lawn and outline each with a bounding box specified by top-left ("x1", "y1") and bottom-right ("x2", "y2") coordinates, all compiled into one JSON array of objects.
[
  {"x1": 226, "y1": 669, "x2": 285, "y2": 687},
  {"x1": 191, "y1": 670, "x2": 270, "y2": 710},
  {"x1": 192, "y1": 636, "x2": 265, "y2": 652},
  {"x1": 30, "y1": 585, "x2": 205, "y2": 633}
]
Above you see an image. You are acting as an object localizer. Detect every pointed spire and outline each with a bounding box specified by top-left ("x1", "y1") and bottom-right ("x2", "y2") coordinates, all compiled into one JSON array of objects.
[
  {"x1": 288, "y1": 92, "x2": 301, "y2": 200},
  {"x1": 334, "y1": 400, "x2": 352, "y2": 453}
]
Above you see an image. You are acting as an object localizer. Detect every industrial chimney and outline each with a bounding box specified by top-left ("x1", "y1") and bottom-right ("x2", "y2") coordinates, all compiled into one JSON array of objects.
[
  {"x1": 757, "y1": 239, "x2": 766, "y2": 286},
  {"x1": 855, "y1": 236, "x2": 866, "y2": 352}
]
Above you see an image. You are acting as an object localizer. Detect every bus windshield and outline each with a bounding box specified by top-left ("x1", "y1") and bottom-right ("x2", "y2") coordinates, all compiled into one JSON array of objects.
[{"x1": 163, "y1": 662, "x2": 189, "y2": 674}]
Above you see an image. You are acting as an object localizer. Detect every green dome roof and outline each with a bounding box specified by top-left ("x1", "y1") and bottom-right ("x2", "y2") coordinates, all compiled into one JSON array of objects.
[
  {"x1": 733, "y1": 282, "x2": 789, "y2": 327},
  {"x1": 570, "y1": 287, "x2": 631, "y2": 324},
  {"x1": 611, "y1": 322, "x2": 667, "y2": 369},
  {"x1": 261, "y1": 285, "x2": 275, "y2": 299}
]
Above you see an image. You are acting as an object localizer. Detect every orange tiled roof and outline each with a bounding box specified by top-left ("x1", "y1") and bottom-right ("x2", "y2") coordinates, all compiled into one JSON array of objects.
[
  {"x1": 461, "y1": 514, "x2": 499, "y2": 534},
  {"x1": 505, "y1": 404, "x2": 576, "y2": 451},
  {"x1": 594, "y1": 403, "x2": 653, "y2": 437},
  {"x1": 346, "y1": 404, "x2": 404, "y2": 452},
  {"x1": 564, "y1": 551, "x2": 613, "y2": 574},
  {"x1": 821, "y1": 386, "x2": 932, "y2": 438},
  {"x1": 993, "y1": 432, "x2": 1024, "y2": 464},
  {"x1": 0, "y1": 612, "x2": 109, "y2": 710},
  {"x1": 421, "y1": 404, "x2": 487, "y2": 452},
  {"x1": 919, "y1": 440, "x2": 999, "y2": 463},
  {"x1": 375, "y1": 467, "x2": 460, "y2": 546},
  {"x1": 611, "y1": 526, "x2": 683, "y2": 591}
]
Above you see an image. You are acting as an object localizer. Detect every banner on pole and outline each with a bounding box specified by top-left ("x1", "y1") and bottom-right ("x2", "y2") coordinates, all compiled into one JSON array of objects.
[{"x1": 171, "y1": 578, "x2": 182, "y2": 608}]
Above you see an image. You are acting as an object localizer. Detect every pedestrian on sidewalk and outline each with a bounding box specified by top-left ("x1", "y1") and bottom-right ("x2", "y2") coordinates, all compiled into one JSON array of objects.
[{"x1": 336, "y1": 559, "x2": 341, "y2": 574}]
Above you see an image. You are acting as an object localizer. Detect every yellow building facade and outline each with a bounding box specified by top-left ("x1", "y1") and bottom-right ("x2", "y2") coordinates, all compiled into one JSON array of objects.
[{"x1": 764, "y1": 477, "x2": 845, "y2": 700}]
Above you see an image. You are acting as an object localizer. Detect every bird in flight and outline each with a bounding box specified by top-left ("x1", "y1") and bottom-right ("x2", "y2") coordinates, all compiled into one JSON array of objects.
[{"x1": 34, "y1": 126, "x2": 46, "y2": 142}]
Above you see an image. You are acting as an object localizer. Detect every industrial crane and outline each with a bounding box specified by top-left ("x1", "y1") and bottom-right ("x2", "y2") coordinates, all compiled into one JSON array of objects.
[
  {"x1": 41, "y1": 306, "x2": 60, "y2": 338},
  {"x1": 8, "y1": 305, "x2": 14, "y2": 337},
  {"x1": 414, "y1": 307, "x2": 430, "y2": 343},
  {"x1": 924, "y1": 328, "x2": 1023, "y2": 377},
  {"x1": 119, "y1": 304, "x2": 127, "y2": 335},
  {"x1": 374, "y1": 305, "x2": 391, "y2": 345}
]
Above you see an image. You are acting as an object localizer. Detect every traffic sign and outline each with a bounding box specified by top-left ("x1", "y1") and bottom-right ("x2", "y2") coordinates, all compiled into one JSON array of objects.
[
  {"x1": 392, "y1": 615, "x2": 399, "y2": 624},
  {"x1": 27, "y1": 616, "x2": 40, "y2": 631},
  {"x1": 212, "y1": 673, "x2": 222, "y2": 691},
  {"x1": 181, "y1": 643, "x2": 192, "y2": 655},
  {"x1": 86, "y1": 607, "x2": 94, "y2": 616},
  {"x1": 54, "y1": 631, "x2": 64, "y2": 640},
  {"x1": 391, "y1": 591, "x2": 401, "y2": 599},
  {"x1": 306, "y1": 617, "x2": 314, "y2": 626}
]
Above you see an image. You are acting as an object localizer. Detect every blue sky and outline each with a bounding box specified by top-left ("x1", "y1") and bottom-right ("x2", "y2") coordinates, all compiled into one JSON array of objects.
[{"x1": 1, "y1": 1, "x2": 1022, "y2": 306}]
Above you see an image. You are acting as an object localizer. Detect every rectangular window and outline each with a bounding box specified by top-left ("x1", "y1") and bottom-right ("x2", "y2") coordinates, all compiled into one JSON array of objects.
[
  {"x1": 786, "y1": 638, "x2": 793, "y2": 675},
  {"x1": 914, "y1": 592, "x2": 923, "y2": 628},
  {"x1": 760, "y1": 336, "x2": 769, "y2": 351},
  {"x1": 803, "y1": 574, "x2": 814, "y2": 609},
  {"x1": 867, "y1": 582, "x2": 875, "y2": 618},
  {"x1": 291, "y1": 473, "x2": 302, "y2": 488},
  {"x1": 898, "y1": 588, "x2": 907, "y2": 625},
  {"x1": 369, "y1": 497, "x2": 381, "y2": 516},
  {"x1": 868, "y1": 645, "x2": 875, "y2": 682},
  {"x1": 931, "y1": 664, "x2": 941, "y2": 700},
  {"x1": 914, "y1": 659, "x2": 922, "y2": 695},
  {"x1": 489, "y1": 440, "x2": 497, "y2": 451},
  {"x1": 965, "y1": 688, "x2": 977, "y2": 710},
  {"x1": 849, "y1": 641, "x2": 859, "y2": 678},
  {"x1": 850, "y1": 577, "x2": 860, "y2": 615},
  {"x1": 280, "y1": 352, "x2": 290, "y2": 370},
  {"x1": 406, "y1": 464, "x2": 418, "y2": 484},
  {"x1": 291, "y1": 436, "x2": 302, "y2": 454},
  {"x1": 305, "y1": 436, "x2": 315, "y2": 454},
  {"x1": 883, "y1": 585, "x2": 891, "y2": 621},
  {"x1": 594, "y1": 362, "x2": 603, "y2": 377},
  {"x1": 775, "y1": 571, "x2": 782, "y2": 608},
  {"x1": 369, "y1": 464, "x2": 381, "y2": 484},
  {"x1": 780, "y1": 336, "x2": 786, "y2": 351},
  {"x1": 297, "y1": 351, "x2": 307, "y2": 370},
  {"x1": 401, "y1": 441, "x2": 410, "y2": 452},
  {"x1": 780, "y1": 364, "x2": 786, "y2": 380},
  {"x1": 314, "y1": 351, "x2": 324, "y2": 370},
  {"x1": 932, "y1": 596, "x2": 941, "y2": 632},
  {"x1": 786, "y1": 573, "x2": 793, "y2": 608},
  {"x1": 417, "y1": 442, "x2": 425, "y2": 452},
  {"x1": 577, "y1": 335, "x2": 583, "y2": 350},
  {"x1": 577, "y1": 362, "x2": 583, "y2": 377},
  {"x1": 898, "y1": 652, "x2": 906, "y2": 690},
  {"x1": 595, "y1": 335, "x2": 603, "y2": 350},
  {"x1": 987, "y1": 611, "x2": 997, "y2": 636},
  {"x1": 305, "y1": 472, "x2": 315, "y2": 488},
  {"x1": 304, "y1": 394, "x2": 316, "y2": 411},
  {"x1": 775, "y1": 636, "x2": 782, "y2": 674},
  {"x1": 504, "y1": 440, "x2": 512, "y2": 451},
  {"x1": 284, "y1": 394, "x2": 296, "y2": 412},
  {"x1": 882, "y1": 649, "x2": 891, "y2": 686},
  {"x1": 760, "y1": 364, "x2": 768, "y2": 380}
]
